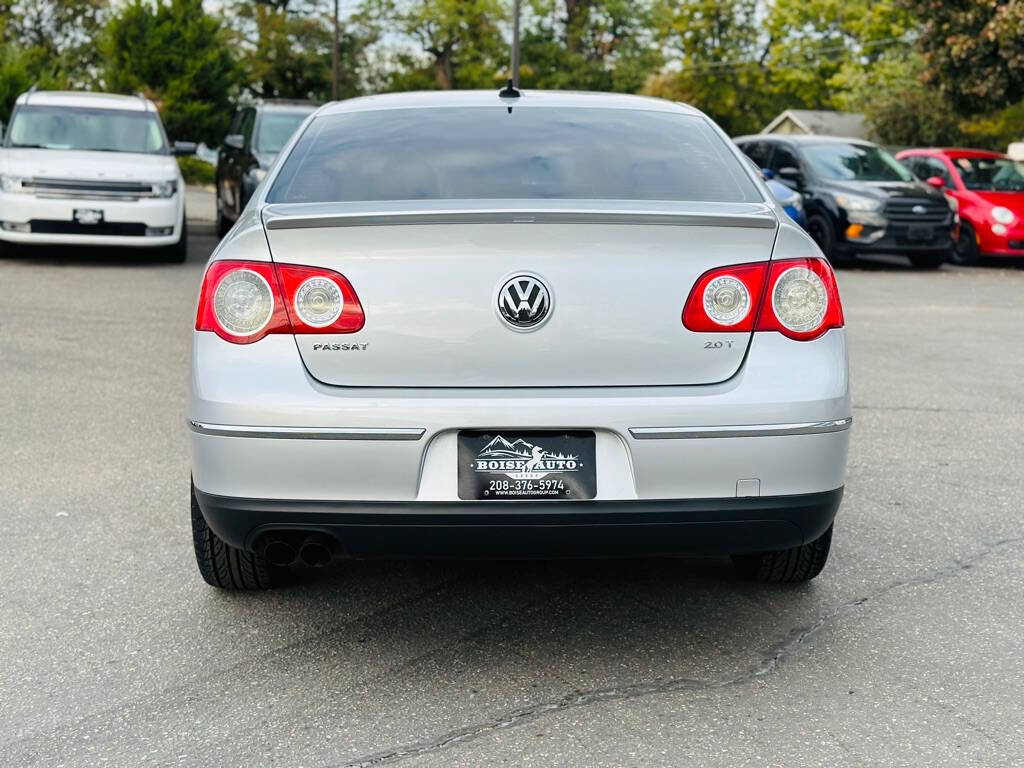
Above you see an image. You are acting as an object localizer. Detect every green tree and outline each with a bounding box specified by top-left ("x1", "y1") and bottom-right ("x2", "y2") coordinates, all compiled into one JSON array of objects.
[
  {"x1": 0, "y1": 0, "x2": 107, "y2": 119},
  {"x1": 359, "y1": 0, "x2": 507, "y2": 90},
  {"x1": 831, "y1": 51, "x2": 963, "y2": 146},
  {"x1": 909, "y1": 0, "x2": 1024, "y2": 114},
  {"x1": 103, "y1": 0, "x2": 242, "y2": 143},
  {"x1": 229, "y1": 0, "x2": 370, "y2": 101},
  {"x1": 519, "y1": 0, "x2": 659, "y2": 92},
  {"x1": 646, "y1": 0, "x2": 771, "y2": 134}
]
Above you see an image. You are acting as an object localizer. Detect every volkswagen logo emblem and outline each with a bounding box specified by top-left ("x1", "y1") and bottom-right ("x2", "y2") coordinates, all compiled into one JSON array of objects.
[
  {"x1": 912, "y1": 204, "x2": 927, "y2": 214},
  {"x1": 497, "y1": 274, "x2": 552, "y2": 330}
]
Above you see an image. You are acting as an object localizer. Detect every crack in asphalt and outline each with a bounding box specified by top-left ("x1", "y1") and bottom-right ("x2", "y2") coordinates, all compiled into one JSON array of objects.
[{"x1": 337, "y1": 537, "x2": 1022, "y2": 768}]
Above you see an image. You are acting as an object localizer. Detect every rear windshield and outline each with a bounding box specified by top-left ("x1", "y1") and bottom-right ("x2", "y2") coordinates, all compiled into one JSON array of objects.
[{"x1": 266, "y1": 107, "x2": 760, "y2": 204}]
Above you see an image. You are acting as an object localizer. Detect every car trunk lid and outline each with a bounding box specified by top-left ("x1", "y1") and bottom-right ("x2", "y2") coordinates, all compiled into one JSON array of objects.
[{"x1": 262, "y1": 200, "x2": 778, "y2": 388}]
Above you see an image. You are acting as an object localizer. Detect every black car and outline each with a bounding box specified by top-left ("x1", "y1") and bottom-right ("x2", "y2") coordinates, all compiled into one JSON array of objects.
[
  {"x1": 216, "y1": 100, "x2": 317, "y2": 237},
  {"x1": 734, "y1": 134, "x2": 956, "y2": 268}
]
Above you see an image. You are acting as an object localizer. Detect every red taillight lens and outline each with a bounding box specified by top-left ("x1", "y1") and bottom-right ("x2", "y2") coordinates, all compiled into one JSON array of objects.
[
  {"x1": 195, "y1": 260, "x2": 364, "y2": 344},
  {"x1": 756, "y1": 258, "x2": 843, "y2": 341},
  {"x1": 682, "y1": 262, "x2": 768, "y2": 332},
  {"x1": 682, "y1": 258, "x2": 843, "y2": 341},
  {"x1": 275, "y1": 264, "x2": 365, "y2": 334}
]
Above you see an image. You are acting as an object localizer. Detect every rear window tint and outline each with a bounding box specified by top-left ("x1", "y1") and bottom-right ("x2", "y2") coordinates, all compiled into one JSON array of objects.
[{"x1": 267, "y1": 107, "x2": 760, "y2": 204}]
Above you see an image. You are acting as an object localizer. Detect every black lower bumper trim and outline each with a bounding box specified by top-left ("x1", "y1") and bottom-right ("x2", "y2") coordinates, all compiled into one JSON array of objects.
[{"x1": 194, "y1": 488, "x2": 843, "y2": 559}]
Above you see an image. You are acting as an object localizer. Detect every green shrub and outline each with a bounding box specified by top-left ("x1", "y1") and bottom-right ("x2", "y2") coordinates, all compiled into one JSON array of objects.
[{"x1": 177, "y1": 155, "x2": 215, "y2": 187}]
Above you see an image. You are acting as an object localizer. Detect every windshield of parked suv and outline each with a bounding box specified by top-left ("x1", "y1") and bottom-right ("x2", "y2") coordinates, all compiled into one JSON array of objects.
[
  {"x1": 267, "y1": 107, "x2": 761, "y2": 203},
  {"x1": 255, "y1": 111, "x2": 313, "y2": 156},
  {"x1": 952, "y1": 156, "x2": 1024, "y2": 191},
  {"x1": 5, "y1": 105, "x2": 167, "y2": 153},
  {"x1": 803, "y1": 142, "x2": 913, "y2": 183}
]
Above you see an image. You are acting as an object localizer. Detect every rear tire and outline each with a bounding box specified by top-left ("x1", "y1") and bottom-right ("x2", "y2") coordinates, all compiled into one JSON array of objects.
[
  {"x1": 807, "y1": 214, "x2": 837, "y2": 262},
  {"x1": 909, "y1": 251, "x2": 945, "y2": 270},
  {"x1": 951, "y1": 221, "x2": 980, "y2": 266},
  {"x1": 732, "y1": 524, "x2": 833, "y2": 583},
  {"x1": 191, "y1": 479, "x2": 277, "y2": 590}
]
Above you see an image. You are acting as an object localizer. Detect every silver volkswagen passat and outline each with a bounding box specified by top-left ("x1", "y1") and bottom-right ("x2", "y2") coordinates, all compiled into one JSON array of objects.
[{"x1": 189, "y1": 90, "x2": 851, "y2": 588}]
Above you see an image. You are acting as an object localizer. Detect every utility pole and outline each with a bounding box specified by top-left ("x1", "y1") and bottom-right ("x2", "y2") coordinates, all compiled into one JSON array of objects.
[
  {"x1": 332, "y1": 0, "x2": 340, "y2": 100},
  {"x1": 510, "y1": 0, "x2": 521, "y2": 88}
]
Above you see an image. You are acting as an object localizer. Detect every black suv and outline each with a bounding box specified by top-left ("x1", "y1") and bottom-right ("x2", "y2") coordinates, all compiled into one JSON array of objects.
[
  {"x1": 216, "y1": 100, "x2": 317, "y2": 237},
  {"x1": 734, "y1": 135, "x2": 955, "y2": 268}
]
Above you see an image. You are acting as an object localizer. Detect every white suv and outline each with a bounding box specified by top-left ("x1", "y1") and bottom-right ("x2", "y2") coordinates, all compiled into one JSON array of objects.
[{"x1": 0, "y1": 90, "x2": 192, "y2": 261}]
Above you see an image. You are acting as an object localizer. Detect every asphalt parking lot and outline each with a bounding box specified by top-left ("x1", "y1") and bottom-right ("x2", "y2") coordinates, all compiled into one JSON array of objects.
[{"x1": 1, "y1": 229, "x2": 1022, "y2": 767}]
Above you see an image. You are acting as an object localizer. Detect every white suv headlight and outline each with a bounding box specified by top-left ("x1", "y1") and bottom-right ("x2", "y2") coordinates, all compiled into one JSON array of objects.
[
  {"x1": 152, "y1": 180, "x2": 177, "y2": 198},
  {"x1": 0, "y1": 174, "x2": 26, "y2": 194}
]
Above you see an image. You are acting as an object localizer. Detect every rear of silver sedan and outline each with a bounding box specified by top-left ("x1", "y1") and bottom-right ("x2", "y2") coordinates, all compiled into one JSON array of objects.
[{"x1": 188, "y1": 92, "x2": 851, "y2": 588}]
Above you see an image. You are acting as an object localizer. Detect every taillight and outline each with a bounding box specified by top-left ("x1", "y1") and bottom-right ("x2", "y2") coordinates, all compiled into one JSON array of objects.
[
  {"x1": 195, "y1": 260, "x2": 365, "y2": 344},
  {"x1": 681, "y1": 262, "x2": 767, "y2": 332},
  {"x1": 682, "y1": 258, "x2": 843, "y2": 341}
]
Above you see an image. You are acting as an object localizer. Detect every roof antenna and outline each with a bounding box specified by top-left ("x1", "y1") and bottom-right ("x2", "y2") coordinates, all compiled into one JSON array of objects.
[{"x1": 499, "y1": 0, "x2": 521, "y2": 105}]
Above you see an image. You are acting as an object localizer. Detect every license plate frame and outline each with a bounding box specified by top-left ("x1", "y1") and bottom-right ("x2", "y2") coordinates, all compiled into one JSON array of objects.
[
  {"x1": 74, "y1": 209, "x2": 105, "y2": 226},
  {"x1": 458, "y1": 430, "x2": 596, "y2": 501},
  {"x1": 907, "y1": 224, "x2": 935, "y2": 242}
]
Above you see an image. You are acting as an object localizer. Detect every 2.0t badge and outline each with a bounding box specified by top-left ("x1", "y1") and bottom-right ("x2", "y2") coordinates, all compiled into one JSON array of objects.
[{"x1": 497, "y1": 274, "x2": 552, "y2": 330}]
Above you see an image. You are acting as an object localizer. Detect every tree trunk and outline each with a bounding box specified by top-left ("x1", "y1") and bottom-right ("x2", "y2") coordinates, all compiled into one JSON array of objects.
[{"x1": 431, "y1": 44, "x2": 455, "y2": 89}]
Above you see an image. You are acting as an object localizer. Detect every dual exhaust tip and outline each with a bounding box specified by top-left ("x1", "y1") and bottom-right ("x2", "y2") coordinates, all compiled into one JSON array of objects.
[{"x1": 262, "y1": 533, "x2": 338, "y2": 568}]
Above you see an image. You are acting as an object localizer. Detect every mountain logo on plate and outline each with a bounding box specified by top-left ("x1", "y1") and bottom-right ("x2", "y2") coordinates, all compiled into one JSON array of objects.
[{"x1": 472, "y1": 435, "x2": 580, "y2": 480}]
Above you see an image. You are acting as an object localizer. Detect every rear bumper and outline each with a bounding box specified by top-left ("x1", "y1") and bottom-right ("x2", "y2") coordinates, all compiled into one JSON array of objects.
[{"x1": 194, "y1": 486, "x2": 843, "y2": 557}]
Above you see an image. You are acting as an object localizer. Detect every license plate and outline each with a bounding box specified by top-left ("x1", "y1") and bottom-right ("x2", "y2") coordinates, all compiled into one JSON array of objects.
[
  {"x1": 907, "y1": 224, "x2": 934, "y2": 242},
  {"x1": 458, "y1": 430, "x2": 596, "y2": 500},
  {"x1": 74, "y1": 209, "x2": 104, "y2": 226}
]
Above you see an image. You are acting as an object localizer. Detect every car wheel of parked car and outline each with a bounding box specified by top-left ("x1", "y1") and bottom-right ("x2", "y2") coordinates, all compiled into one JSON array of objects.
[
  {"x1": 161, "y1": 218, "x2": 188, "y2": 263},
  {"x1": 732, "y1": 524, "x2": 833, "y2": 583},
  {"x1": 909, "y1": 252, "x2": 945, "y2": 270},
  {"x1": 807, "y1": 214, "x2": 836, "y2": 262},
  {"x1": 951, "y1": 222, "x2": 980, "y2": 266},
  {"x1": 215, "y1": 199, "x2": 231, "y2": 239},
  {"x1": 191, "y1": 480, "x2": 277, "y2": 590}
]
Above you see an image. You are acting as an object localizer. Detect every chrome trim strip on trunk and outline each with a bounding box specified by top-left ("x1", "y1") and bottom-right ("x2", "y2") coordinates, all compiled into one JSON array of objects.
[
  {"x1": 262, "y1": 200, "x2": 779, "y2": 231},
  {"x1": 265, "y1": 211, "x2": 778, "y2": 230},
  {"x1": 188, "y1": 421, "x2": 425, "y2": 441},
  {"x1": 629, "y1": 418, "x2": 852, "y2": 440}
]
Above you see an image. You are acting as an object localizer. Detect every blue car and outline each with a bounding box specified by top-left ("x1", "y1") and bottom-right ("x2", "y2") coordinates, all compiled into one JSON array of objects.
[{"x1": 765, "y1": 175, "x2": 807, "y2": 229}]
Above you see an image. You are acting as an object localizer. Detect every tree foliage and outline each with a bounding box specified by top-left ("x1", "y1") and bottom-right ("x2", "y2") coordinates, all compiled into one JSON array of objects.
[
  {"x1": 103, "y1": 0, "x2": 241, "y2": 143},
  {"x1": 518, "y1": 0, "x2": 659, "y2": 92},
  {"x1": 909, "y1": 0, "x2": 1024, "y2": 114},
  {"x1": 2, "y1": 0, "x2": 1022, "y2": 150},
  {"x1": 360, "y1": 0, "x2": 507, "y2": 90},
  {"x1": 229, "y1": 0, "x2": 371, "y2": 101}
]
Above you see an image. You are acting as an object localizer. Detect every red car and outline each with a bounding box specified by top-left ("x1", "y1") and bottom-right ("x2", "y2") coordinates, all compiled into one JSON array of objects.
[{"x1": 896, "y1": 148, "x2": 1024, "y2": 264}]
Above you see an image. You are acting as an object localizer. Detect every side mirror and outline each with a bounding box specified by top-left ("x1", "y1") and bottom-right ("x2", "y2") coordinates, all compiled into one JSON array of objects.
[
  {"x1": 172, "y1": 140, "x2": 197, "y2": 156},
  {"x1": 925, "y1": 176, "x2": 946, "y2": 189},
  {"x1": 761, "y1": 168, "x2": 776, "y2": 180},
  {"x1": 224, "y1": 134, "x2": 245, "y2": 151},
  {"x1": 777, "y1": 166, "x2": 803, "y2": 187}
]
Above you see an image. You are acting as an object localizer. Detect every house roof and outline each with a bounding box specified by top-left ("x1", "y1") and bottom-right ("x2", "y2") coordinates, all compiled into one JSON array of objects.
[{"x1": 763, "y1": 110, "x2": 868, "y2": 139}]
